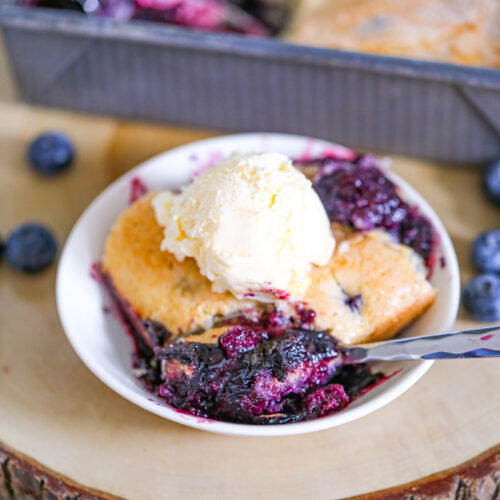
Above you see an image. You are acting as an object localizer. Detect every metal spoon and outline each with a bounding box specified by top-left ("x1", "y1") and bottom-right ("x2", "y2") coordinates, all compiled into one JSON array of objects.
[{"x1": 344, "y1": 325, "x2": 500, "y2": 363}]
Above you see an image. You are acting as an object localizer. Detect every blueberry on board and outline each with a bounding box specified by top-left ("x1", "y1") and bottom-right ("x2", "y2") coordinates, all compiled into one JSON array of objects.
[
  {"x1": 483, "y1": 158, "x2": 500, "y2": 206},
  {"x1": 463, "y1": 274, "x2": 500, "y2": 322},
  {"x1": 5, "y1": 224, "x2": 58, "y2": 273},
  {"x1": 28, "y1": 132, "x2": 74, "y2": 176},
  {"x1": 472, "y1": 230, "x2": 500, "y2": 274}
]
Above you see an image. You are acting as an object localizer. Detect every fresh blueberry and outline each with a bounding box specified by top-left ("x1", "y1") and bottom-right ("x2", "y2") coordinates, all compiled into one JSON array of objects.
[
  {"x1": 472, "y1": 230, "x2": 500, "y2": 274},
  {"x1": 483, "y1": 158, "x2": 500, "y2": 206},
  {"x1": 5, "y1": 223, "x2": 58, "y2": 273},
  {"x1": 28, "y1": 132, "x2": 74, "y2": 176},
  {"x1": 463, "y1": 274, "x2": 500, "y2": 322}
]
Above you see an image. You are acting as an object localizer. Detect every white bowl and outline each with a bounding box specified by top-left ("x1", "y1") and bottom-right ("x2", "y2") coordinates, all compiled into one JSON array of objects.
[{"x1": 56, "y1": 133, "x2": 460, "y2": 437}]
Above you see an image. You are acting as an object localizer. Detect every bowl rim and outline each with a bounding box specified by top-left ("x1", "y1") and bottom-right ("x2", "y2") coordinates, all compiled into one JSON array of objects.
[{"x1": 56, "y1": 132, "x2": 460, "y2": 437}]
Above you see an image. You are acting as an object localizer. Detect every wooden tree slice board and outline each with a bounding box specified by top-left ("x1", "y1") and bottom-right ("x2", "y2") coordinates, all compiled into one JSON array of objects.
[
  {"x1": 0, "y1": 101, "x2": 499, "y2": 499},
  {"x1": 2, "y1": 441, "x2": 499, "y2": 500}
]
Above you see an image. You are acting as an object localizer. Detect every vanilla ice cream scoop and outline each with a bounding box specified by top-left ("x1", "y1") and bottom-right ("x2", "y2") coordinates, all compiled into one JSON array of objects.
[{"x1": 152, "y1": 152, "x2": 335, "y2": 302}]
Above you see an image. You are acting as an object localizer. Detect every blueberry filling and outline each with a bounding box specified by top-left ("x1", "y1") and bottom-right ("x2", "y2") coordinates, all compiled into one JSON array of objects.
[
  {"x1": 142, "y1": 319, "x2": 172, "y2": 348},
  {"x1": 213, "y1": 305, "x2": 316, "y2": 336},
  {"x1": 156, "y1": 327, "x2": 381, "y2": 423},
  {"x1": 20, "y1": 0, "x2": 292, "y2": 36},
  {"x1": 301, "y1": 384, "x2": 349, "y2": 420},
  {"x1": 96, "y1": 265, "x2": 382, "y2": 424},
  {"x1": 218, "y1": 325, "x2": 268, "y2": 357},
  {"x1": 296, "y1": 155, "x2": 437, "y2": 265}
]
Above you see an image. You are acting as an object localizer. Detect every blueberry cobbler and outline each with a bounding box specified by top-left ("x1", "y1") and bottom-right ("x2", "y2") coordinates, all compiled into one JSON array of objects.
[
  {"x1": 20, "y1": 0, "x2": 500, "y2": 67},
  {"x1": 96, "y1": 150, "x2": 437, "y2": 424},
  {"x1": 19, "y1": 0, "x2": 292, "y2": 37}
]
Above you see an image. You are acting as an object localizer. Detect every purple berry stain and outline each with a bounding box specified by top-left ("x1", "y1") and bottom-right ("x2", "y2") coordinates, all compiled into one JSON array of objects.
[{"x1": 129, "y1": 177, "x2": 148, "y2": 205}]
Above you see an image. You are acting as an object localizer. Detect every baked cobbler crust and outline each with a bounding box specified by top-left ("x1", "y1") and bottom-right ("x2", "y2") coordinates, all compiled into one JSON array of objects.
[
  {"x1": 102, "y1": 193, "x2": 257, "y2": 336},
  {"x1": 289, "y1": 0, "x2": 500, "y2": 67},
  {"x1": 306, "y1": 231, "x2": 436, "y2": 344},
  {"x1": 103, "y1": 193, "x2": 435, "y2": 344}
]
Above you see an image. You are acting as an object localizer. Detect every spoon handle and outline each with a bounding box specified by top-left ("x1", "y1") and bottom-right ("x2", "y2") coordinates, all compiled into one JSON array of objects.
[{"x1": 344, "y1": 325, "x2": 500, "y2": 363}]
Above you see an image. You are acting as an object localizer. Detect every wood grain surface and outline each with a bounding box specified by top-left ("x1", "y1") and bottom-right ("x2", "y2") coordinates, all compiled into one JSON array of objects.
[
  {"x1": 0, "y1": 37, "x2": 15, "y2": 102},
  {"x1": 1, "y1": 440, "x2": 499, "y2": 500},
  {"x1": 0, "y1": 440, "x2": 119, "y2": 500},
  {"x1": 0, "y1": 44, "x2": 499, "y2": 498},
  {"x1": 353, "y1": 445, "x2": 500, "y2": 500}
]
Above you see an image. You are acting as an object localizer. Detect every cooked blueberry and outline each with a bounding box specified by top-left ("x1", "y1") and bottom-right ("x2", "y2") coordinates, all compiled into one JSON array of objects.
[
  {"x1": 271, "y1": 331, "x2": 308, "y2": 373},
  {"x1": 305, "y1": 155, "x2": 437, "y2": 265},
  {"x1": 472, "y1": 231, "x2": 500, "y2": 274},
  {"x1": 218, "y1": 325, "x2": 266, "y2": 358},
  {"x1": 463, "y1": 274, "x2": 500, "y2": 322},
  {"x1": 133, "y1": 0, "x2": 269, "y2": 35},
  {"x1": 5, "y1": 223, "x2": 58, "y2": 273},
  {"x1": 344, "y1": 293, "x2": 362, "y2": 312},
  {"x1": 483, "y1": 158, "x2": 500, "y2": 206},
  {"x1": 310, "y1": 157, "x2": 408, "y2": 231},
  {"x1": 399, "y1": 213, "x2": 435, "y2": 263},
  {"x1": 301, "y1": 384, "x2": 349, "y2": 419},
  {"x1": 157, "y1": 328, "x2": 342, "y2": 422},
  {"x1": 28, "y1": 132, "x2": 74, "y2": 176}
]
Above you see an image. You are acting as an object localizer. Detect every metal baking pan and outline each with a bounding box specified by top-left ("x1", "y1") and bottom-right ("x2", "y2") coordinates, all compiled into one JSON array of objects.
[{"x1": 1, "y1": 4, "x2": 500, "y2": 164}]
